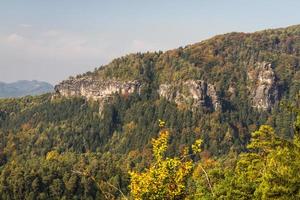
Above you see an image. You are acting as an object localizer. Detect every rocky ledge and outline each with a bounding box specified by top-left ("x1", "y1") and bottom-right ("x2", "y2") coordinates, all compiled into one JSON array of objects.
[
  {"x1": 158, "y1": 80, "x2": 221, "y2": 111},
  {"x1": 55, "y1": 77, "x2": 141, "y2": 100},
  {"x1": 54, "y1": 76, "x2": 221, "y2": 112},
  {"x1": 54, "y1": 61, "x2": 279, "y2": 113},
  {"x1": 54, "y1": 77, "x2": 141, "y2": 113},
  {"x1": 248, "y1": 62, "x2": 279, "y2": 111}
]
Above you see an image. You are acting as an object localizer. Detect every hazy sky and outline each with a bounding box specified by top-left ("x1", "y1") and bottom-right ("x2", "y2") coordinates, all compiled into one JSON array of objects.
[{"x1": 1, "y1": 0, "x2": 300, "y2": 84}]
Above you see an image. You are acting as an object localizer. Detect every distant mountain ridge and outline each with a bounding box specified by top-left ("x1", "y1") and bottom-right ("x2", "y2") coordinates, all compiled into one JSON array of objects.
[{"x1": 0, "y1": 80, "x2": 53, "y2": 98}]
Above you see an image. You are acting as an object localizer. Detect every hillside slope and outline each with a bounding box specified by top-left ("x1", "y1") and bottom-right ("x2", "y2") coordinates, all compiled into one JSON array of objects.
[
  {"x1": 0, "y1": 25, "x2": 300, "y2": 199},
  {"x1": 55, "y1": 25, "x2": 300, "y2": 112}
]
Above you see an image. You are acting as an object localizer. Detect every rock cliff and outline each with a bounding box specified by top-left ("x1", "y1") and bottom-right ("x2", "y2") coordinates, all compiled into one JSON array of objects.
[
  {"x1": 54, "y1": 77, "x2": 141, "y2": 112},
  {"x1": 55, "y1": 77, "x2": 221, "y2": 112},
  {"x1": 158, "y1": 80, "x2": 221, "y2": 111},
  {"x1": 54, "y1": 61, "x2": 280, "y2": 113},
  {"x1": 248, "y1": 62, "x2": 278, "y2": 110}
]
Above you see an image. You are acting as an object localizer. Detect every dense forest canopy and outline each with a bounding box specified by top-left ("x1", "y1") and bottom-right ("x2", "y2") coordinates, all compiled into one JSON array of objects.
[{"x1": 0, "y1": 25, "x2": 300, "y2": 199}]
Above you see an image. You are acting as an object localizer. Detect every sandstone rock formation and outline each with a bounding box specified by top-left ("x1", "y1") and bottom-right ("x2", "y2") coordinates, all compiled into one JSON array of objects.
[
  {"x1": 54, "y1": 77, "x2": 141, "y2": 113},
  {"x1": 158, "y1": 80, "x2": 221, "y2": 111},
  {"x1": 55, "y1": 77, "x2": 141, "y2": 100},
  {"x1": 54, "y1": 75, "x2": 222, "y2": 113},
  {"x1": 54, "y1": 61, "x2": 279, "y2": 113},
  {"x1": 248, "y1": 62, "x2": 278, "y2": 110}
]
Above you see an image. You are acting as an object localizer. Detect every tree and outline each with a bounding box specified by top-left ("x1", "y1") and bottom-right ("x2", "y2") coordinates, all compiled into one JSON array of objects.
[
  {"x1": 227, "y1": 123, "x2": 300, "y2": 199},
  {"x1": 129, "y1": 120, "x2": 200, "y2": 200}
]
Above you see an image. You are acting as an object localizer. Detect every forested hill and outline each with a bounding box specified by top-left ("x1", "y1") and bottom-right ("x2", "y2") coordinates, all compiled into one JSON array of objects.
[
  {"x1": 56, "y1": 24, "x2": 300, "y2": 112},
  {"x1": 0, "y1": 25, "x2": 300, "y2": 199}
]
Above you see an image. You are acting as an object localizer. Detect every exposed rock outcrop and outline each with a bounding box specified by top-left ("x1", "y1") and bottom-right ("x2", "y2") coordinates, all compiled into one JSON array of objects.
[
  {"x1": 54, "y1": 61, "x2": 279, "y2": 113},
  {"x1": 54, "y1": 77, "x2": 221, "y2": 113},
  {"x1": 158, "y1": 80, "x2": 221, "y2": 111},
  {"x1": 248, "y1": 62, "x2": 278, "y2": 110},
  {"x1": 54, "y1": 77, "x2": 141, "y2": 113}
]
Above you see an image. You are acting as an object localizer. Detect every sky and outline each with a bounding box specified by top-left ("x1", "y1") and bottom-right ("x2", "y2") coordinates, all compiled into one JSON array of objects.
[{"x1": 1, "y1": 0, "x2": 300, "y2": 85}]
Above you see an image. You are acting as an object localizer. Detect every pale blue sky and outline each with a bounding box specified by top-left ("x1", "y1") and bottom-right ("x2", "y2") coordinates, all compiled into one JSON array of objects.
[{"x1": 0, "y1": 0, "x2": 300, "y2": 84}]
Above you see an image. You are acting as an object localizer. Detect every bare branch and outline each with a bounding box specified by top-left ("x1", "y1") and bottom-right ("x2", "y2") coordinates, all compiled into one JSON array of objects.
[{"x1": 71, "y1": 170, "x2": 127, "y2": 200}]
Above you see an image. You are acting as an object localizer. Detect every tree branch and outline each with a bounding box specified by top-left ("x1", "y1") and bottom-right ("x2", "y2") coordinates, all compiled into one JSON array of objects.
[{"x1": 71, "y1": 170, "x2": 128, "y2": 200}]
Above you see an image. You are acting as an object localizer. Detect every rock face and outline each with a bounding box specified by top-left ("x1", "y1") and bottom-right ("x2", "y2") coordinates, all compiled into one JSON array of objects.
[
  {"x1": 158, "y1": 80, "x2": 221, "y2": 111},
  {"x1": 54, "y1": 62, "x2": 279, "y2": 113},
  {"x1": 54, "y1": 77, "x2": 141, "y2": 112},
  {"x1": 248, "y1": 62, "x2": 278, "y2": 110},
  {"x1": 54, "y1": 77, "x2": 221, "y2": 112}
]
